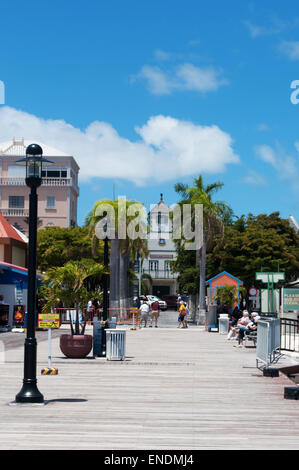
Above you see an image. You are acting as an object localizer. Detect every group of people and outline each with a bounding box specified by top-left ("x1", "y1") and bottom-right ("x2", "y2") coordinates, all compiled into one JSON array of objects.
[
  {"x1": 139, "y1": 298, "x2": 189, "y2": 328},
  {"x1": 227, "y1": 307, "x2": 261, "y2": 348},
  {"x1": 139, "y1": 299, "x2": 160, "y2": 328},
  {"x1": 86, "y1": 298, "x2": 101, "y2": 322}
]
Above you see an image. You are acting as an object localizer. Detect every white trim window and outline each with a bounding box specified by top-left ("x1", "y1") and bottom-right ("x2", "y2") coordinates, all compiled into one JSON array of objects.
[{"x1": 46, "y1": 196, "x2": 56, "y2": 209}]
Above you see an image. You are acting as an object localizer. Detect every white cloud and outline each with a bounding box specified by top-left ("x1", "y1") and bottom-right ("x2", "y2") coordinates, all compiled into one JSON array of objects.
[
  {"x1": 0, "y1": 107, "x2": 239, "y2": 186},
  {"x1": 134, "y1": 63, "x2": 228, "y2": 95},
  {"x1": 279, "y1": 41, "x2": 299, "y2": 60},
  {"x1": 243, "y1": 170, "x2": 267, "y2": 186},
  {"x1": 244, "y1": 17, "x2": 287, "y2": 38},
  {"x1": 255, "y1": 144, "x2": 299, "y2": 192}
]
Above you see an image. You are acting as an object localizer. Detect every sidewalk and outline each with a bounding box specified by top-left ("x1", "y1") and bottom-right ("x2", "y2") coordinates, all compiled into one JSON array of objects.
[{"x1": 0, "y1": 326, "x2": 298, "y2": 450}]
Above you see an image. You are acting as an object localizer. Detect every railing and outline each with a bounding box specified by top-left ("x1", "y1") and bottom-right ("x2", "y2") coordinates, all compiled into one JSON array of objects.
[
  {"x1": 0, "y1": 177, "x2": 73, "y2": 187},
  {"x1": 280, "y1": 317, "x2": 299, "y2": 353},
  {"x1": 142, "y1": 269, "x2": 177, "y2": 279},
  {"x1": 108, "y1": 308, "x2": 140, "y2": 328},
  {"x1": 54, "y1": 307, "x2": 141, "y2": 329},
  {"x1": 0, "y1": 208, "x2": 29, "y2": 217},
  {"x1": 256, "y1": 318, "x2": 281, "y2": 368}
]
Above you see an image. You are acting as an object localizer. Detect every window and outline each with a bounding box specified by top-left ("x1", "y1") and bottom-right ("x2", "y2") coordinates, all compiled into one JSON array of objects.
[
  {"x1": 149, "y1": 260, "x2": 159, "y2": 271},
  {"x1": 9, "y1": 196, "x2": 24, "y2": 208},
  {"x1": 164, "y1": 261, "x2": 170, "y2": 271},
  {"x1": 46, "y1": 196, "x2": 56, "y2": 208},
  {"x1": 41, "y1": 167, "x2": 68, "y2": 178},
  {"x1": 8, "y1": 165, "x2": 25, "y2": 178}
]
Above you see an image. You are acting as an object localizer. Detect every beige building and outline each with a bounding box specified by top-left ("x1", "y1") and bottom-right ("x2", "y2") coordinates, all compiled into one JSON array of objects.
[{"x1": 0, "y1": 139, "x2": 79, "y2": 234}]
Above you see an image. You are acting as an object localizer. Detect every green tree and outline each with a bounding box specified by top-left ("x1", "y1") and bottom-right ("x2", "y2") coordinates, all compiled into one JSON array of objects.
[
  {"x1": 42, "y1": 259, "x2": 105, "y2": 335},
  {"x1": 37, "y1": 226, "x2": 103, "y2": 272},
  {"x1": 174, "y1": 176, "x2": 233, "y2": 322},
  {"x1": 86, "y1": 199, "x2": 148, "y2": 309},
  {"x1": 206, "y1": 212, "x2": 299, "y2": 288}
]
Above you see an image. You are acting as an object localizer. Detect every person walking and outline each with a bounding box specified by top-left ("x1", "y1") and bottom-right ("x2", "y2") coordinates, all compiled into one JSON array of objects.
[
  {"x1": 177, "y1": 301, "x2": 187, "y2": 328},
  {"x1": 140, "y1": 300, "x2": 150, "y2": 328},
  {"x1": 149, "y1": 299, "x2": 160, "y2": 328},
  {"x1": 86, "y1": 298, "x2": 94, "y2": 324}
]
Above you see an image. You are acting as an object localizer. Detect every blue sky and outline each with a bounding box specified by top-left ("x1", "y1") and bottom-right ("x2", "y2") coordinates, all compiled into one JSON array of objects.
[{"x1": 0, "y1": 0, "x2": 299, "y2": 225}]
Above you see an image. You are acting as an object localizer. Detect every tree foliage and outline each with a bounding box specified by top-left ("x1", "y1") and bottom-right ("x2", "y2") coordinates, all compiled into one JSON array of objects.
[
  {"x1": 206, "y1": 212, "x2": 299, "y2": 288},
  {"x1": 173, "y1": 212, "x2": 299, "y2": 293},
  {"x1": 37, "y1": 226, "x2": 104, "y2": 272}
]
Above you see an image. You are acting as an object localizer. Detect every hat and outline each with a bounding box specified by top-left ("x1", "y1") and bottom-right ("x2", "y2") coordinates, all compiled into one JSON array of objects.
[{"x1": 251, "y1": 312, "x2": 258, "y2": 317}]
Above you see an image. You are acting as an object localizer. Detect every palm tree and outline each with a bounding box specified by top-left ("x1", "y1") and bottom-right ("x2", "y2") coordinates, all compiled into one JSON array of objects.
[
  {"x1": 87, "y1": 199, "x2": 149, "y2": 311},
  {"x1": 175, "y1": 176, "x2": 233, "y2": 323},
  {"x1": 42, "y1": 259, "x2": 105, "y2": 335}
]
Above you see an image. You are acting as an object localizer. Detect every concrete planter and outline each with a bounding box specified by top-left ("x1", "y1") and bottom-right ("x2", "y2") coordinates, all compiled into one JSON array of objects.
[{"x1": 60, "y1": 334, "x2": 93, "y2": 359}]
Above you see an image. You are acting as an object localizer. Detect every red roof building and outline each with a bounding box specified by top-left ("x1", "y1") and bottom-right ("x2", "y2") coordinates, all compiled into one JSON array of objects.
[{"x1": 0, "y1": 214, "x2": 27, "y2": 267}]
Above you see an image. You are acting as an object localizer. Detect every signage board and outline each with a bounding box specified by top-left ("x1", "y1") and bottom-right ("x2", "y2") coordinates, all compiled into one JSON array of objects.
[
  {"x1": 249, "y1": 287, "x2": 257, "y2": 296},
  {"x1": 38, "y1": 313, "x2": 60, "y2": 329},
  {"x1": 283, "y1": 288, "x2": 299, "y2": 311}
]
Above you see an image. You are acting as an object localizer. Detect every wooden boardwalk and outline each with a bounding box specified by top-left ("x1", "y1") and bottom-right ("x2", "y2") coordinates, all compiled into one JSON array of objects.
[{"x1": 0, "y1": 326, "x2": 298, "y2": 450}]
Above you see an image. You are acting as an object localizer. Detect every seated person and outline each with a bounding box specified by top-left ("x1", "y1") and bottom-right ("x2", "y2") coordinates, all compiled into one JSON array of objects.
[
  {"x1": 234, "y1": 312, "x2": 260, "y2": 348},
  {"x1": 227, "y1": 309, "x2": 250, "y2": 340}
]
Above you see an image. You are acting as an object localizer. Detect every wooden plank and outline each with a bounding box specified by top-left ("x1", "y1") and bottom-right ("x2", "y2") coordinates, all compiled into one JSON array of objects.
[{"x1": 0, "y1": 324, "x2": 298, "y2": 450}]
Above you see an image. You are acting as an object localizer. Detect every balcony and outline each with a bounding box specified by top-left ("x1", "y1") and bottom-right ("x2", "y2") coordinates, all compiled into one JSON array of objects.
[
  {"x1": 0, "y1": 208, "x2": 29, "y2": 217},
  {"x1": 142, "y1": 269, "x2": 177, "y2": 280},
  {"x1": 0, "y1": 176, "x2": 76, "y2": 188}
]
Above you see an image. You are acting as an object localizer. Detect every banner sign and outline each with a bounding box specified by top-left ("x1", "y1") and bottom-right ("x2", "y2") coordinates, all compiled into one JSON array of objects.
[{"x1": 283, "y1": 288, "x2": 299, "y2": 311}]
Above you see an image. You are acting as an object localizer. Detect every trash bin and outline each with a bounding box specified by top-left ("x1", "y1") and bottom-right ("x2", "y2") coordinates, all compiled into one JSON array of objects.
[
  {"x1": 208, "y1": 305, "x2": 218, "y2": 331},
  {"x1": 219, "y1": 314, "x2": 229, "y2": 334},
  {"x1": 106, "y1": 329, "x2": 126, "y2": 360}
]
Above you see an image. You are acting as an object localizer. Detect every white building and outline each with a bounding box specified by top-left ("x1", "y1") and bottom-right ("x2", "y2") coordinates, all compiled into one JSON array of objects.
[{"x1": 139, "y1": 194, "x2": 178, "y2": 297}]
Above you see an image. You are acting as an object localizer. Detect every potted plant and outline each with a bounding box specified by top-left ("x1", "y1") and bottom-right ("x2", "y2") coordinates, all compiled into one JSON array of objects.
[
  {"x1": 214, "y1": 285, "x2": 247, "y2": 314},
  {"x1": 42, "y1": 259, "x2": 104, "y2": 358}
]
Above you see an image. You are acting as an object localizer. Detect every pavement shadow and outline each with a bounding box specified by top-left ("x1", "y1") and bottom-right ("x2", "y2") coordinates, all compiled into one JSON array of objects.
[{"x1": 45, "y1": 398, "x2": 88, "y2": 405}]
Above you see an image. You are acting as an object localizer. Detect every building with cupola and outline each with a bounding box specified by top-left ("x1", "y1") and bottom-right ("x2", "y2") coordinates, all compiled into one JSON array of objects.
[{"x1": 138, "y1": 194, "x2": 178, "y2": 297}]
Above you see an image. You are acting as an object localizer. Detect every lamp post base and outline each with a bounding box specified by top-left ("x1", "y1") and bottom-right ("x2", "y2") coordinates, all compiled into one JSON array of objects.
[{"x1": 15, "y1": 381, "x2": 44, "y2": 404}]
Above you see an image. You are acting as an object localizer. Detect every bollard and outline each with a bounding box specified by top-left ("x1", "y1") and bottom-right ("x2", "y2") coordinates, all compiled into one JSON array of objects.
[
  {"x1": 263, "y1": 368, "x2": 279, "y2": 378},
  {"x1": 284, "y1": 386, "x2": 299, "y2": 400}
]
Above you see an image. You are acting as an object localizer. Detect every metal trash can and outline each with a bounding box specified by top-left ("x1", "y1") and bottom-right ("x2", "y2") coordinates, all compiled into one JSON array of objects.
[
  {"x1": 219, "y1": 314, "x2": 229, "y2": 334},
  {"x1": 106, "y1": 329, "x2": 126, "y2": 360}
]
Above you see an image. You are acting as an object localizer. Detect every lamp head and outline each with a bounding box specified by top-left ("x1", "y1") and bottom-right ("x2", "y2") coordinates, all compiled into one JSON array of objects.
[{"x1": 16, "y1": 143, "x2": 53, "y2": 188}]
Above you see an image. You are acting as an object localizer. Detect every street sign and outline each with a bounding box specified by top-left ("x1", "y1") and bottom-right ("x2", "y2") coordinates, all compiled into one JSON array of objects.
[
  {"x1": 256, "y1": 272, "x2": 285, "y2": 283},
  {"x1": 38, "y1": 313, "x2": 60, "y2": 329},
  {"x1": 249, "y1": 287, "x2": 258, "y2": 296}
]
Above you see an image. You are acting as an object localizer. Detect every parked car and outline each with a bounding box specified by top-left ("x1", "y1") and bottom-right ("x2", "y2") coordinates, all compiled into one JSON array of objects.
[
  {"x1": 146, "y1": 295, "x2": 167, "y2": 311},
  {"x1": 161, "y1": 295, "x2": 179, "y2": 310}
]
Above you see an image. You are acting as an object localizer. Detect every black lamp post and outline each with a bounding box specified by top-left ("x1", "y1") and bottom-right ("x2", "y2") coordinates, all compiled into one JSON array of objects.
[
  {"x1": 99, "y1": 233, "x2": 109, "y2": 357},
  {"x1": 15, "y1": 144, "x2": 52, "y2": 404}
]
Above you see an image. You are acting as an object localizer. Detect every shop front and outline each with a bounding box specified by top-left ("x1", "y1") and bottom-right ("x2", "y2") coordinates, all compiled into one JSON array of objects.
[{"x1": 0, "y1": 261, "x2": 28, "y2": 331}]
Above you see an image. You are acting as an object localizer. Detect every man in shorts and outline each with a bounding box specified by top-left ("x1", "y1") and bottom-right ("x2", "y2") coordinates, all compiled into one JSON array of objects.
[
  {"x1": 140, "y1": 300, "x2": 150, "y2": 328},
  {"x1": 150, "y1": 300, "x2": 160, "y2": 328}
]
